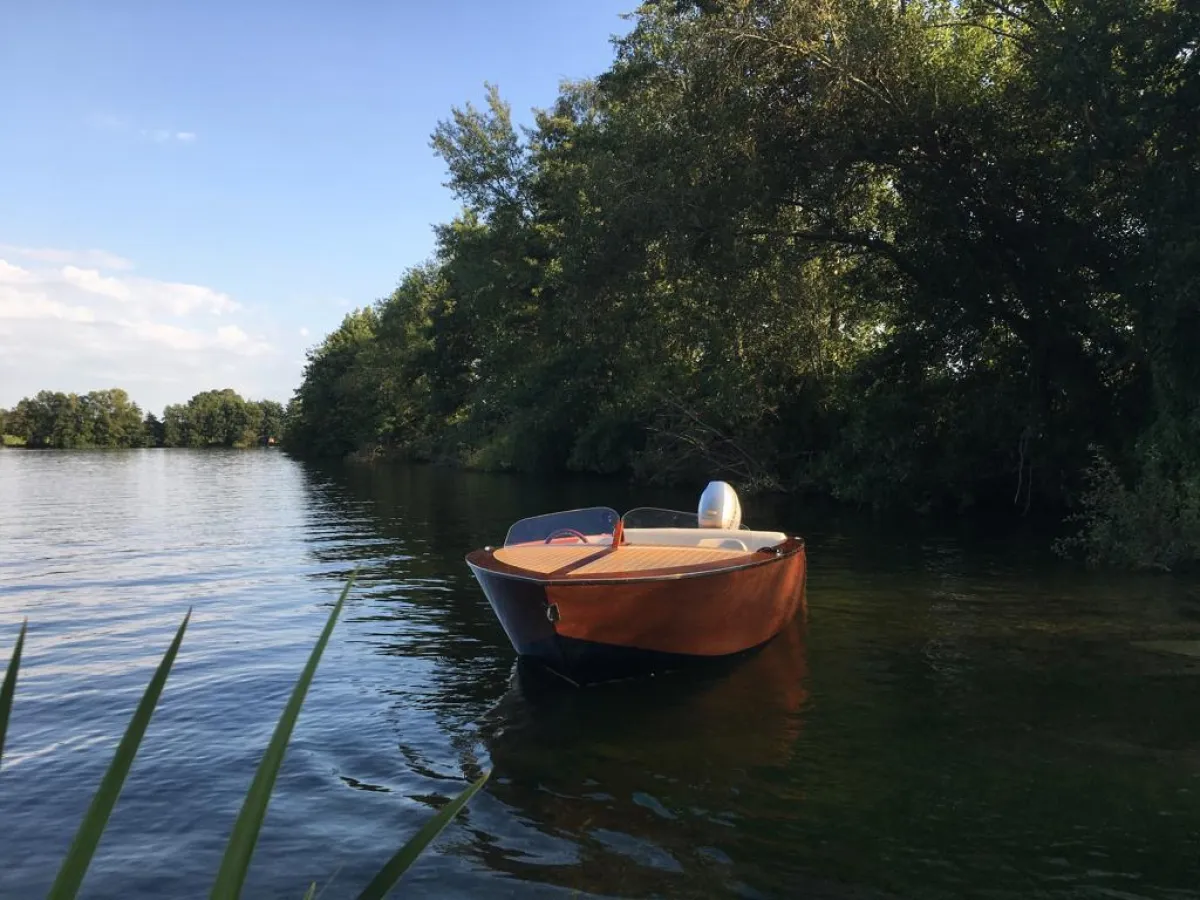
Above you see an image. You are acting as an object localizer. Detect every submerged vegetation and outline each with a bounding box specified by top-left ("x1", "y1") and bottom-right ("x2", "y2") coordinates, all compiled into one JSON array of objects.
[
  {"x1": 0, "y1": 388, "x2": 284, "y2": 449},
  {"x1": 0, "y1": 574, "x2": 490, "y2": 899},
  {"x1": 283, "y1": 0, "x2": 1200, "y2": 568}
]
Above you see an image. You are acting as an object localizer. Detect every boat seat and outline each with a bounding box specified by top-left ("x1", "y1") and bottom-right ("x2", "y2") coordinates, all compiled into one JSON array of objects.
[
  {"x1": 622, "y1": 527, "x2": 786, "y2": 552},
  {"x1": 697, "y1": 537, "x2": 749, "y2": 551}
]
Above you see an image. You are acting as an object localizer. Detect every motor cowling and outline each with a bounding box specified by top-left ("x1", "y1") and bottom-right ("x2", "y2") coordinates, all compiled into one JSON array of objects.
[{"x1": 698, "y1": 480, "x2": 742, "y2": 529}]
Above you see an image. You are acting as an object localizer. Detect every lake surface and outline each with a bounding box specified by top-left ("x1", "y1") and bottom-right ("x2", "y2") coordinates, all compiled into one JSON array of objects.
[{"x1": 1, "y1": 450, "x2": 1199, "y2": 899}]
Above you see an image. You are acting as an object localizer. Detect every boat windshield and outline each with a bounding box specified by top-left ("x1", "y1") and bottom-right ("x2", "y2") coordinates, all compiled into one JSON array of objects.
[
  {"x1": 622, "y1": 507, "x2": 750, "y2": 530},
  {"x1": 504, "y1": 507, "x2": 620, "y2": 546}
]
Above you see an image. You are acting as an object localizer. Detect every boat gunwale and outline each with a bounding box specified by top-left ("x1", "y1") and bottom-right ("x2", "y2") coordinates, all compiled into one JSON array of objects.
[{"x1": 465, "y1": 536, "x2": 805, "y2": 586}]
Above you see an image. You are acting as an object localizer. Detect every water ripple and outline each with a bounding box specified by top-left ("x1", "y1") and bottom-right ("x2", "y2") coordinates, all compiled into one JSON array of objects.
[{"x1": 2, "y1": 451, "x2": 1200, "y2": 899}]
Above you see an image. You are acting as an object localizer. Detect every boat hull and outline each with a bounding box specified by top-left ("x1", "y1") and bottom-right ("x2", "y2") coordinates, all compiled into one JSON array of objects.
[{"x1": 467, "y1": 540, "x2": 807, "y2": 685}]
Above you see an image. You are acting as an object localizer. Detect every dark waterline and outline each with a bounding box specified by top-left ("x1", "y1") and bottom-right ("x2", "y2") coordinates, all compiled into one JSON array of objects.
[{"x1": 1, "y1": 449, "x2": 1198, "y2": 899}]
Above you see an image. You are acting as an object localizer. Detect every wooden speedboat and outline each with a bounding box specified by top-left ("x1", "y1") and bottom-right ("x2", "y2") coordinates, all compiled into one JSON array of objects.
[{"x1": 466, "y1": 482, "x2": 807, "y2": 685}]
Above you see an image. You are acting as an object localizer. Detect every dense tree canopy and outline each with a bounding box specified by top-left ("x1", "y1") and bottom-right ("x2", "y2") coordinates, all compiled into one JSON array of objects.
[
  {"x1": 283, "y1": 308, "x2": 382, "y2": 458},
  {"x1": 253, "y1": 2, "x2": 1200, "y2": 566},
  {"x1": 161, "y1": 390, "x2": 284, "y2": 448},
  {"x1": 5, "y1": 390, "x2": 148, "y2": 449},
  {"x1": 2, "y1": 389, "x2": 283, "y2": 450}
]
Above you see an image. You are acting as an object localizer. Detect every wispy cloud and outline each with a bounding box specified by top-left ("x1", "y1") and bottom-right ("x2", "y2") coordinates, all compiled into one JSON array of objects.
[
  {"x1": 0, "y1": 247, "x2": 283, "y2": 411},
  {"x1": 142, "y1": 128, "x2": 198, "y2": 144},
  {"x1": 87, "y1": 112, "x2": 198, "y2": 145},
  {"x1": 87, "y1": 112, "x2": 126, "y2": 131},
  {"x1": 0, "y1": 245, "x2": 134, "y2": 271}
]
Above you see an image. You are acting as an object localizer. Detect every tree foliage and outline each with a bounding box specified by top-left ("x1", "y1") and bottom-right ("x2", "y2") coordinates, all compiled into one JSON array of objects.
[
  {"x1": 283, "y1": 308, "x2": 382, "y2": 458},
  {"x1": 6, "y1": 390, "x2": 147, "y2": 449},
  {"x1": 4, "y1": 389, "x2": 283, "y2": 450},
  {"x1": 160, "y1": 390, "x2": 280, "y2": 448},
  {"x1": 281, "y1": 0, "x2": 1199, "y2": 563}
]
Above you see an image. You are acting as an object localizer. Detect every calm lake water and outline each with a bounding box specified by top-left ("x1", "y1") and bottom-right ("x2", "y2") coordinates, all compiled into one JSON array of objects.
[{"x1": 1, "y1": 450, "x2": 1199, "y2": 899}]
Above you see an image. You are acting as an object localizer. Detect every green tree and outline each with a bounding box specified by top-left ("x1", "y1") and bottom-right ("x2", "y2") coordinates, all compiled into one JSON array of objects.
[
  {"x1": 178, "y1": 389, "x2": 256, "y2": 447},
  {"x1": 162, "y1": 404, "x2": 189, "y2": 448},
  {"x1": 84, "y1": 389, "x2": 145, "y2": 448},
  {"x1": 143, "y1": 412, "x2": 165, "y2": 448},
  {"x1": 255, "y1": 400, "x2": 285, "y2": 445},
  {"x1": 282, "y1": 308, "x2": 380, "y2": 457},
  {"x1": 282, "y1": 0, "x2": 1200, "y2": 564}
]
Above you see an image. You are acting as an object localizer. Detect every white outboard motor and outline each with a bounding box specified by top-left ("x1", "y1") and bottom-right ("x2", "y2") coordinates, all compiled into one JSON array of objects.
[{"x1": 698, "y1": 480, "x2": 742, "y2": 530}]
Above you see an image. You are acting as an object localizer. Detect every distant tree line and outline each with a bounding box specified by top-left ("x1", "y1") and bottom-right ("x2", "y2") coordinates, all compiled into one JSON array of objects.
[
  {"x1": 283, "y1": 1, "x2": 1200, "y2": 569},
  {"x1": 160, "y1": 390, "x2": 284, "y2": 448},
  {"x1": 0, "y1": 389, "x2": 283, "y2": 450}
]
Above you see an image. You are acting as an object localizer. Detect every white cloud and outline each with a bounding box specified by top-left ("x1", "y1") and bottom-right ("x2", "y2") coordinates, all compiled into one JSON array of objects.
[
  {"x1": 299, "y1": 326, "x2": 309, "y2": 337},
  {"x1": 0, "y1": 283, "x2": 96, "y2": 324},
  {"x1": 0, "y1": 260, "x2": 36, "y2": 284},
  {"x1": 0, "y1": 252, "x2": 235, "y2": 316},
  {"x1": 58, "y1": 264, "x2": 238, "y2": 315},
  {"x1": 61, "y1": 265, "x2": 131, "y2": 301},
  {"x1": 175, "y1": 132, "x2": 197, "y2": 143},
  {"x1": 0, "y1": 245, "x2": 134, "y2": 271},
  {"x1": 121, "y1": 319, "x2": 207, "y2": 351},
  {"x1": 0, "y1": 249, "x2": 285, "y2": 412},
  {"x1": 150, "y1": 280, "x2": 236, "y2": 315},
  {"x1": 216, "y1": 325, "x2": 269, "y2": 355}
]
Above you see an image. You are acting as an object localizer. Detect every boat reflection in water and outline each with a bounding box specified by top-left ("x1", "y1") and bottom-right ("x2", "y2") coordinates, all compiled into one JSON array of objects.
[{"x1": 470, "y1": 618, "x2": 810, "y2": 898}]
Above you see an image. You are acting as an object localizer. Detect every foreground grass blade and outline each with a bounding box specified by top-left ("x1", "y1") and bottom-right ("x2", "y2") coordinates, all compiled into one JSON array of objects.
[
  {"x1": 0, "y1": 619, "x2": 28, "y2": 768},
  {"x1": 210, "y1": 572, "x2": 358, "y2": 900},
  {"x1": 47, "y1": 610, "x2": 191, "y2": 900},
  {"x1": 355, "y1": 769, "x2": 492, "y2": 900}
]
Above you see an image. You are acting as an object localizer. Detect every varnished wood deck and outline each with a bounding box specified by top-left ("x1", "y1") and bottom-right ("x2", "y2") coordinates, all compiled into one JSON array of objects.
[{"x1": 492, "y1": 544, "x2": 751, "y2": 576}]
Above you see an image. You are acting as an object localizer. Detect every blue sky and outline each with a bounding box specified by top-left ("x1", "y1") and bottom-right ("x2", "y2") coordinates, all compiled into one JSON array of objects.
[{"x1": 0, "y1": 0, "x2": 633, "y2": 412}]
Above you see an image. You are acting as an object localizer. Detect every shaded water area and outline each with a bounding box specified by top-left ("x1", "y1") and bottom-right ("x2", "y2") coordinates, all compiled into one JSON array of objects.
[{"x1": 1, "y1": 449, "x2": 1199, "y2": 899}]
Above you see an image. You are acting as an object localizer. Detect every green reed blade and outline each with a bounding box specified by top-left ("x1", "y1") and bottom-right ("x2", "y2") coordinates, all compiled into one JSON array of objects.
[
  {"x1": 210, "y1": 571, "x2": 358, "y2": 900},
  {"x1": 0, "y1": 619, "x2": 28, "y2": 769},
  {"x1": 302, "y1": 883, "x2": 317, "y2": 900},
  {"x1": 47, "y1": 609, "x2": 191, "y2": 900},
  {"x1": 354, "y1": 769, "x2": 492, "y2": 900}
]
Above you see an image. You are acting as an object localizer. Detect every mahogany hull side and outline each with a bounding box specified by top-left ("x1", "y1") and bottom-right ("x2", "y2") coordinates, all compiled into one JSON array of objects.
[
  {"x1": 548, "y1": 547, "x2": 806, "y2": 657},
  {"x1": 467, "y1": 543, "x2": 807, "y2": 684}
]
